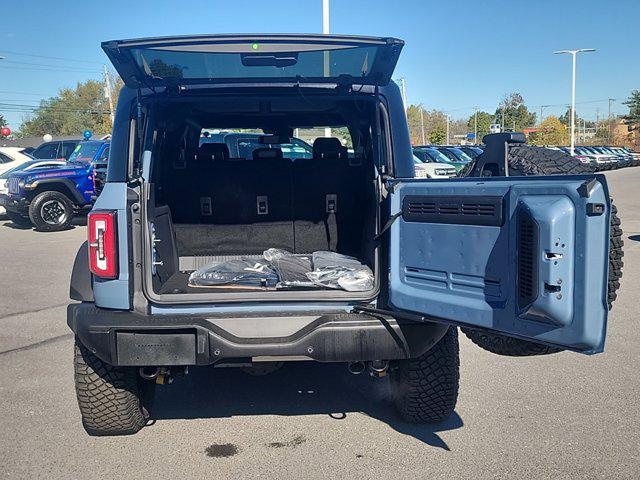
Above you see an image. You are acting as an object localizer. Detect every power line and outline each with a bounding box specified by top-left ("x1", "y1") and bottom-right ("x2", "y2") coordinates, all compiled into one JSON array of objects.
[
  {"x1": 0, "y1": 49, "x2": 102, "y2": 65},
  {"x1": 0, "y1": 90, "x2": 56, "y2": 96},
  {"x1": 0, "y1": 59, "x2": 102, "y2": 73}
]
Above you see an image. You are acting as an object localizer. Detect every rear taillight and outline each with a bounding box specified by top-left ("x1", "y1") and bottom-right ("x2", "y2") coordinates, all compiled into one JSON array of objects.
[{"x1": 88, "y1": 210, "x2": 118, "y2": 279}]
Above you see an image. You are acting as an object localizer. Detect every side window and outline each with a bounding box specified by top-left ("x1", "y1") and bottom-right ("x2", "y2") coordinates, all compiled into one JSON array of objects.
[
  {"x1": 32, "y1": 142, "x2": 59, "y2": 159},
  {"x1": 61, "y1": 142, "x2": 78, "y2": 159},
  {"x1": 97, "y1": 146, "x2": 110, "y2": 163},
  {"x1": 0, "y1": 153, "x2": 12, "y2": 164}
]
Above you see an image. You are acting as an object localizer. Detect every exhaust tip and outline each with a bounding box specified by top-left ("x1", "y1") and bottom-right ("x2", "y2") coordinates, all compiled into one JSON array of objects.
[
  {"x1": 347, "y1": 361, "x2": 366, "y2": 375},
  {"x1": 139, "y1": 366, "x2": 160, "y2": 380}
]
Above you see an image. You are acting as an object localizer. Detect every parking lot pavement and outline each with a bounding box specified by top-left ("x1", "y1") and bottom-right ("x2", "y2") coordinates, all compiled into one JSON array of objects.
[{"x1": 1, "y1": 168, "x2": 639, "y2": 479}]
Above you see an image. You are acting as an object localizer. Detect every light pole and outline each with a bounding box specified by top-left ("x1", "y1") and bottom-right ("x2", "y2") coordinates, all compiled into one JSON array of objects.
[
  {"x1": 322, "y1": 0, "x2": 331, "y2": 138},
  {"x1": 553, "y1": 48, "x2": 595, "y2": 155},
  {"x1": 445, "y1": 114, "x2": 450, "y2": 145},
  {"x1": 420, "y1": 107, "x2": 425, "y2": 145},
  {"x1": 398, "y1": 77, "x2": 407, "y2": 113}
]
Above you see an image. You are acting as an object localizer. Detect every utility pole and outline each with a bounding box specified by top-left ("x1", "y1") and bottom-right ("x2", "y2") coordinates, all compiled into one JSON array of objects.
[
  {"x1": 539, "y1": 105, "x2": 550, "y2": 125},
  {"x1": 501, "y1": 109, "x2": 505, "y2": 131},
  {"x1": 420, "y1": 107, "x2": 425, "y2": 145},
  {"x1": 445, "y1": 114, "x2": 450, "y2": 145},
  {"x1": 103, "y1": 65, "x2": 115, "y2": 124},
  {"x1": 553, "y1": 48, "x2": 596, "y2": 155},
  {"x1": 474, "y1": 108, "x2": 478, "y2": 144},
  {"x1": 322, "y1": 0, "x2": 331, "y2": 138},
  {"x1": 608, "y1": 98, "x2": 615, "y2": 144}
]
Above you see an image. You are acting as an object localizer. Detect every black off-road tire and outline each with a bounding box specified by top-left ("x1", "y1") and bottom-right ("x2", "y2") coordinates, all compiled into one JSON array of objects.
[
  {"x1": 74, "y1": 338, "x2": 154, "y2": 436},
  {"x1": 461, "y1": 145, "x2": 624, "y2": 356},
  {"x1": 5, "y1": 210, "x2": 33, "y2": 227},
  {"x1": 28, "y1": 190, "x2": 74, "y2": 232},
  {"x1": 391, "y1": 327, "x2": 459, "y2": 423}
]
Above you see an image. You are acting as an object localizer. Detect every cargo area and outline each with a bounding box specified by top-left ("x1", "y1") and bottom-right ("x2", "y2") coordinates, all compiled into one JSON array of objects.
[{"x1": 142, "y1": 94, "x2": 381, "y2": 301}]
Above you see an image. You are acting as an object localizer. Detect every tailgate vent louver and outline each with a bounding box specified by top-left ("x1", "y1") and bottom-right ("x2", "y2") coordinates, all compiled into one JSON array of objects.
[
  {"x1": 517, "y1": 208, "x2": 539, "y2": 308},
  {"x1": 402, "y1": 195, "x2": 503, "y2": 226}
]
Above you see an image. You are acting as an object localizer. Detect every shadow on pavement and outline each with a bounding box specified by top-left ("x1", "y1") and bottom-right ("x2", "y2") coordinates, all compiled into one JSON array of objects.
[
  {"x1": 629, "y1": 234, "x2": 640, "y2": 242},
  {"x1": 152, "y1": 362, "x2": 463, "y2": 450},
  {"x1": 1, "y1": 215, "x2": 86, "y2": 231}
]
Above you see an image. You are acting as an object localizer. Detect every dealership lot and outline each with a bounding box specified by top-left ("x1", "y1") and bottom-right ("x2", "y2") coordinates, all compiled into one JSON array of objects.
[{"x1": 0, "y1": 168, "x2": 639, "y2": 479}]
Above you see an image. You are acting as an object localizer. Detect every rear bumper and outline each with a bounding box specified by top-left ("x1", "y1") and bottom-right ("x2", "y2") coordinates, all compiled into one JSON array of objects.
[{"x1": 67, "y1": 302, "x2": 448, "y2": 366}]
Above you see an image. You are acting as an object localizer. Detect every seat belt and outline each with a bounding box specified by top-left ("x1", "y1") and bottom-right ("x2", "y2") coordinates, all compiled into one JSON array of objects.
[{"x1": 324, "y1": 194, "x2": 338, "y2": 251}]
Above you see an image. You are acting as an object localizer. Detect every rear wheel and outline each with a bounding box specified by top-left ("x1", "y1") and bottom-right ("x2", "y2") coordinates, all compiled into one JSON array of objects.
[
  {"x1": 74, "y1": 338, "x2": 154, "y2": 436},
  {"x1": 28, "y1": 191, "x2": 74, "y2": 232},
  {"x1": 461, "y1": 145, "x2": 624, "y2": 356},
  {"x1": 391, "y1": 327, "x2": 459, "y2": 423},
  {"x1": 5, "y1": 210, "x2": 32, "y2": 227}
]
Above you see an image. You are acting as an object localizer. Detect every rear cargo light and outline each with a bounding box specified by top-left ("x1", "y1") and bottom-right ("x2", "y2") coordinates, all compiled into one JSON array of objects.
[{"x1": 88, "y1": 210, "x2": 118, "y2": 279}]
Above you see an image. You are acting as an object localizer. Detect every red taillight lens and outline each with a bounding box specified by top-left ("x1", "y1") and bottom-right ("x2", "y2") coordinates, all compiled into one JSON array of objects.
[{"x1": 88, "y1": 210, "x2": 118, "y2": 279}]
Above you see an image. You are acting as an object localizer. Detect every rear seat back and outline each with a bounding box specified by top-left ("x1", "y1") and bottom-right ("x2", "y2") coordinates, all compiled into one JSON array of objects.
[
  {"x1": 292, "y1": 137, "x2": 367, "y2": 255},
  {"x1": 167, "y1": 138, "x2": 367, "y2": 256}
]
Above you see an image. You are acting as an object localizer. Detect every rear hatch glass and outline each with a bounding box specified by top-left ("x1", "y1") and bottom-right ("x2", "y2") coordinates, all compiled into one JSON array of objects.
[{"x1": 102, "y1": 34, "x2": 404, "y2": 88}]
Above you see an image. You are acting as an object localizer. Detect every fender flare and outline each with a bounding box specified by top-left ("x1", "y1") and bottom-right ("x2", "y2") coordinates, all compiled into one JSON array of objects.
[
  {"x1": 70, "y1": 241, "x2": 94, "y2": 302},
  {"x1": 29, "y1": 178, "x2": 88, "y2": 205}
]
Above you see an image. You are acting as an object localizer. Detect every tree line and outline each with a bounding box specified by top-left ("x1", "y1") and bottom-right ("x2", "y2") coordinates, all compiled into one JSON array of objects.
[{"x1": 2, "y1": 78, "x2": 639, "y2": 148}]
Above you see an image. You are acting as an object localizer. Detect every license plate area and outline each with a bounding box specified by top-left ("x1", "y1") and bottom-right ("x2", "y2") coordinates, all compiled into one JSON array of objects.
[{"x1": 116, "y1": 331, "x2": 196, "y2": 366}]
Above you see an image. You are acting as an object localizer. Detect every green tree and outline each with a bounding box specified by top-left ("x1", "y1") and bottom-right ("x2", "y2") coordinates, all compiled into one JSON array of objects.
[
  {"x1": 19, "y1": 80, "x2": 113, "y2": 137},
  {"x1": 494, "y1": 93, "x2": 537, "y2": 132},
  {"x1": 406, "y1": 104, "x2": 447, "y2": 145},
  {"x1": 467, "y1": 111, "x2": 492, "y2": 142},
  {"x1": 429, "y1": 126, "x2": 445, "y2": 144},
  {"x1": 0, "y1": 114, "x2": 6, "y2": 129},
  {"x1": 623, "y1": 90, "x2": 640, "y2": 133},
  {"x1": 528, "y1": 116, "x2": 568, "y2": 146}
]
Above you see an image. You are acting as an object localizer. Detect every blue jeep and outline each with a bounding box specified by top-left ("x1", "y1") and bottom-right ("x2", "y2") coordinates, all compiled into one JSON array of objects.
[
  {"x1": 4, "y1": 140, "x2": 109, "y2": 231},
  {"x1": 67, "y1": 34, "x2": 618, "y2": 436}
]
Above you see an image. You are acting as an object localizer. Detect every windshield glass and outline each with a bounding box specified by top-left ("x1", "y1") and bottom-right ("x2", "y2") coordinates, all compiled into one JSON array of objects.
[
  {"x1": 132, "y1": 44, "x2": 379, "y2": 82},
  {"x1": 67, "y1": 141, "x2": 102, "y2": 163},
  {"x1": 447, "y1": 148, "x2": 473, "y2": 163},
  {"x1": 424, "y1": 148, "x2": 453, "y2": 163}
]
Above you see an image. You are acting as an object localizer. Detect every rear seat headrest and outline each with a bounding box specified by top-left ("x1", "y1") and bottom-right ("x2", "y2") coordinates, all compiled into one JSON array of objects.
[
  {"x1": 252, "y1": 147, "x2": 283, "y2": 161},
  {"x1": 197, "y1": 143, "x2": 229, "y2": 162},
  {"x1": 313, "y1": 137, "x2": 348, "y2": 160}
]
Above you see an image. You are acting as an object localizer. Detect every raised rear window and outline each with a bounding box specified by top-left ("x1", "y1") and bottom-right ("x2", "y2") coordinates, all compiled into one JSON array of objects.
[{"x1": 103, "y1": 35, "x2": 403, "y2": 88}]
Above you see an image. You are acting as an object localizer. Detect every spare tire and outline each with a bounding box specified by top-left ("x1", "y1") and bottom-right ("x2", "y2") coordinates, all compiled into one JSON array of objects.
[{"x1": 461, "y1": 145, "x2": 624, "y2": 356}]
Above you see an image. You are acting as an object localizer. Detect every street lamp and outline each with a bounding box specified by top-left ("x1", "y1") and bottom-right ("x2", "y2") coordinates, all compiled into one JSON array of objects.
[
  {"x1": 553, "y1": 48, "x2": 595, "y2": 156},
  {"x1": 322, "y1": 0, "x2": 331, "y2": 138}
]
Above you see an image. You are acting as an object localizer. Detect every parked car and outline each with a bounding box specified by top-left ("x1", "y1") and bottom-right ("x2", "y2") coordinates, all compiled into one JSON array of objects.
[
  {"x1": 30, "y1": 139, "x2": 81, "y2": 161},
  {"x1": 414, "y1": 146, "x2": 466, "y2": 173},
  {"x1": 0, "y1": 147, "x2": 34, "y2": 176},
  {"x1": 413, "y1": 155, "x2": 457, "y2": 178},
  {"x1": 0, "y1": 159, "x2": 66, "y2": 215},
  {"x1": 3, "y1": 140, "x2": 109, "y2": 230},
  {"x1": 458, "y1": 145, "x2": 484, "y2": 160},
  {"x1": 435, "y1": 146, "x2": 475, "y2": 167},
  {"x1": 573, "y1": 146, "x2": 617, "y2": 169},
  {"x1": 68, "y1": 33, "x2": 614, "y2": 436},
  {"x1": 217, "y1": 132, "x2": 314, "y2": 160}
]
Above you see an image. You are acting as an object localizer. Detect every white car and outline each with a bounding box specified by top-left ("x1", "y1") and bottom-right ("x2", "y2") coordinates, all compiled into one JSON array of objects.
[
  {"x1": 0, "y1": 147, "x2": 34, "y2": 176},
  {"x1": 413, "y1": 155, "x2": 457, "y2": 178},
  {"x1": 0, "y1": 158, "x2": 66, "y2": 214}
]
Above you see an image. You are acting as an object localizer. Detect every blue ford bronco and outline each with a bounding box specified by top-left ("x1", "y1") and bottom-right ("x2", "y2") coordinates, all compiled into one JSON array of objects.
[
  {"x1": 67, "y1": 34, "x2": 622, "y2": 436},
  {"x1": 4, "y1": 140, "x2": 109, "y2": 231}
]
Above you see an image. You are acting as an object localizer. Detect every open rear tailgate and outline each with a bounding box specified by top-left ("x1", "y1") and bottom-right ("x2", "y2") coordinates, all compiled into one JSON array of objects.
[{"x1": 102, "y1": 34, "x2": 404, "y2": 89}]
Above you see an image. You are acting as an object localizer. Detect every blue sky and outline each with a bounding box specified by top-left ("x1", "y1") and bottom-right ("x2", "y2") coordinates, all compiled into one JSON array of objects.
[{"x1": 1, "y1": 0, "x2": 638, "y2": 130}]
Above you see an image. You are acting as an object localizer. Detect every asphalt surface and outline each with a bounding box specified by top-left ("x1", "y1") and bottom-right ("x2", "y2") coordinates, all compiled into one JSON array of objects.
[{"x1": 1, "y1": 169, "x2": 639, "y2": 479}]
